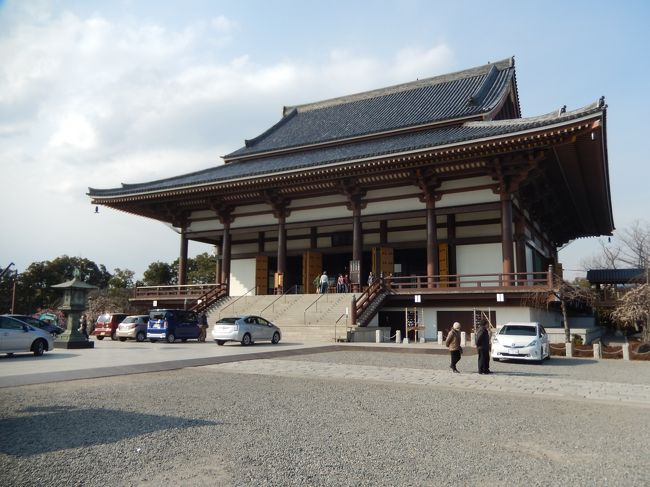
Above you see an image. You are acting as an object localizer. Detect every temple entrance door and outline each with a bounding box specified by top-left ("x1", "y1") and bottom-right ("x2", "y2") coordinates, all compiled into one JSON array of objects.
[
  {"x1": 255, "y1": 256, "x2": 268, "y2": 295},
  {"x1": 372, "y1": 247, "x2": 394, "y2": 277},
  {"x1": 438, "y1": 243, "x2": 449, "y2": 287},
  {"x1": 302, "y1": 252, "x2": 322, "y2": 294}
]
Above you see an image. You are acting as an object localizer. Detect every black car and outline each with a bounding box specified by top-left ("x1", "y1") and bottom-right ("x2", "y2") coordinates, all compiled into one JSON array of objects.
[{"x1": 5, "y1": 314, "x2": 65, "y2": 336}]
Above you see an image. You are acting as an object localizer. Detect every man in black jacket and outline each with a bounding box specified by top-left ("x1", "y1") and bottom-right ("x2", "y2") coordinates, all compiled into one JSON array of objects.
[{"x1": 475, "y1": 319, "x2": 492, "y2": 374}]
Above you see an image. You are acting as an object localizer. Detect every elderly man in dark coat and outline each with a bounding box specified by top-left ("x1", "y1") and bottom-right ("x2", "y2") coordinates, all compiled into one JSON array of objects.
[{"x1": 475, "y1": 319, "x2": 492, "y2": 374}]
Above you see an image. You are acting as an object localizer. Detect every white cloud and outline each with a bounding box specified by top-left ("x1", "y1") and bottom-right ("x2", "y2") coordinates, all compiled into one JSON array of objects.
[{"x1": 0, "y1": 3, "x2": 456, "y2": 277}]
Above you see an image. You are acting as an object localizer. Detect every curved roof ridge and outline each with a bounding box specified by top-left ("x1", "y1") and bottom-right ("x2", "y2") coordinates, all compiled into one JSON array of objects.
[
  {"x1": 465, "y1": 100, "x2": 602, "y2": 127},
  {"x1": 286, "y1": 57, "x2": 514, "y2": 114}
]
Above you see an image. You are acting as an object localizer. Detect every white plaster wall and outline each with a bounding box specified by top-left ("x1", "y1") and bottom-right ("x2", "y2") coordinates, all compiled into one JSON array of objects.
[
  {"x1": 455, "y1": 210, "x2": 500, "y2": 222},
  {"x1": 456, "y1": 243, "x2": 501, "y2": 277},
  {"x1": 232, "y1": 243, "x2": 258, "y2": 255},
  {"x1": 455, "y1": 223, "x2": 500, "y2": 239},
  {"x1": 288, "y1": 238, "x2": 310, "y2": 250},
  {"x1": 364, "y1": 197, "x2": 423, "y2": 215},
  {"x1": 437, "y1": 189, "x2": 498, "y2": 208},
  {"x1": 440, "y1": 176, "x2": 493, "y2": 190},
  {"x1": 365, "y1": 234, "x2": 380, "y2": 245},
  {"x1": 230, "y1": 259, "x2": 256, "y2": 296},
  {"x1": 388, "y1": 229, "x2": 426, "y2": 243}
]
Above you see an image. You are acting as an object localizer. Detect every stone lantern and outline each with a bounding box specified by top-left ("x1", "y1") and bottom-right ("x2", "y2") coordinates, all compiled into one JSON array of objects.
[{"x1": 52, "y1": 269, "x2": 96, "y2": 349}]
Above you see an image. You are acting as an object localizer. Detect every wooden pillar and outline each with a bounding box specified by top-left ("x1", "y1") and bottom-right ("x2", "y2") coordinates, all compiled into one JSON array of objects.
[
  {"x1": 277, "y1": 212, "x2": 286, "y2": 278},
  {"x1": 514, "y1": 215, "x2": 527, "y2": 284},
  {"x1": 352, "y1": 201, "x2": 363, "y2": 292},
  {"x1": 178, "y1": 227, "x2": 188, "y2": 285},
  {"x1": 214, "y1": 244, "x2": 221, "y2": 285},
  {"x1": 379, "y1": 220, "x2": 388, "y2": 245},
  {"x1": 258, "y1": 232, "x2": 265, "y2": 254},
  {"x1": 426, "y1": 199, "x2": 439, "y2": 288},
  {"x1": 310, "y1": 227, "x2": 317, "y2": 249},
  {"x1": 221, "y1": 221, "x2": 231, "y2": 292},
  {"x1": 501, "y1": 192, "x2": 514, "y2": 285}
]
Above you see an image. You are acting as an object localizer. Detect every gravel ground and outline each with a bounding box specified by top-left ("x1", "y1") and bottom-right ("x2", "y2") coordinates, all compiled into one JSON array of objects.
[{"x1": 1, "y1": 351, "x2": 649, "y2": 486}]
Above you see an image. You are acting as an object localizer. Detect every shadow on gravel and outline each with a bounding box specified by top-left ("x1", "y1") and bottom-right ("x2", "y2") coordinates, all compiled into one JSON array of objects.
[{"x1": 0, "y1": 406, "x2": 219, "y2": 457}]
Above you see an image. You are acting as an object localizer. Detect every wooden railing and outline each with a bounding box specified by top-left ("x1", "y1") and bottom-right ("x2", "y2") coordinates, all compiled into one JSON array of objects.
[
  {"x1": 351, "y1": 271, "x2": 553, "y2": 326},
  {"x1": 190, "y1": 283, "x2": 228, "y2": 313},
  {"x1": 132, "y1": 283, "x2": 218, "y2": 299}
]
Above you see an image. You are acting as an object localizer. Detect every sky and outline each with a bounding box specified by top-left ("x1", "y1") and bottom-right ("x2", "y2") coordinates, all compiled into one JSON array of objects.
[{"x1": 1, "y1": 0, "x2": 649, "y2": 280}]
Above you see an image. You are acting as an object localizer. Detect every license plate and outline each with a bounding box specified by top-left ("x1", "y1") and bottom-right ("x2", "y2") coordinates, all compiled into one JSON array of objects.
[{"x1": 508, "y1": 348, "x2": 519, "y2": 355}]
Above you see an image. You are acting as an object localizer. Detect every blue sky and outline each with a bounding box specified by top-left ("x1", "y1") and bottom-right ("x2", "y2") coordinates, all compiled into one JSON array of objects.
[{"x1": 1, "y1": 0, "x2": 648, "y2": 279}]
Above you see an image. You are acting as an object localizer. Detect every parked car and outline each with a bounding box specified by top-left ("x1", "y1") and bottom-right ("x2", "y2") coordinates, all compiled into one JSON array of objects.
[
  {"x1": 116, "y1": 315, "x2": 150, "y2": 342},
  {"x1": 0, "y1": 315, "x2": 55, "y2": 356},
  {"x1": 212, "y1": 315, "x2": 281, "y2": 346},
  {"x1": 491, "y1": 322, "x2": 550, "y2": 363},
  {"x1": 147, "y1": 309, "x2": 200, "y2": 343},
  {"x1": 4, "y1": 314, "x2": 64, "y2": 336},
  {"x1": 92, "y1": 313, "x2": 128, "y2": 341}
]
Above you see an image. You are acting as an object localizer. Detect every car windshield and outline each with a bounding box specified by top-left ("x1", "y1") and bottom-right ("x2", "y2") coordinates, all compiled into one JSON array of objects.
[
  {"x1": 97, "y1": 314, "x2": 110, "y2": 323},
  {"x1": 499, "y1": 325, "x2": 536, "y2": 336},
  {"x1": 149, "y1": 312, "x2": 166, "y2": 320},
  {"x1": 218, "y1": 317, "x2": 239, "y2": 324},
  {"x1": 122, "y1": 317, "x2": 137, "y2": 323}
]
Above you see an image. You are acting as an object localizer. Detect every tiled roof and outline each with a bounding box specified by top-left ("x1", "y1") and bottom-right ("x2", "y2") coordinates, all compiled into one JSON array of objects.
[
  {"x1": 586, "y1": 269, "x2": 647, "y2": 284},
  {"x1": 226, "y1": 58, "x2": 517, "y2": 159},
  {"x1": 88, "y1": 102, "x2": 603, "y2": 199}
]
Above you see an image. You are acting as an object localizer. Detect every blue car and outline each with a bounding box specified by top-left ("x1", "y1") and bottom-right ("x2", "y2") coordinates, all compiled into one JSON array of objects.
[{"x1": 147, "y1": 309, "x2": 200, "y2": 343}]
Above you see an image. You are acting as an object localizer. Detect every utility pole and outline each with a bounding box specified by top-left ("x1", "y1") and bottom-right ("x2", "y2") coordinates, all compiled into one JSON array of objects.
[{"x1": 11, "y1": 270, "x2": 17, "y2": 313}]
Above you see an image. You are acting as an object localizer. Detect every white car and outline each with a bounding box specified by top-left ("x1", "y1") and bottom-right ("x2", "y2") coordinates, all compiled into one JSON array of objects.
[
  {"x1": 116, "y1": 315, "x2": 149, "y2": 342},
  {"x1": 0, "y1": 315, "x2": 55, "y2": 357},
  {"x1": 212, "y1": 315, "x2": 281, "y2": 346},
  {"x1": 491, "y1": 322, "x2": 550, "y2": 363}
]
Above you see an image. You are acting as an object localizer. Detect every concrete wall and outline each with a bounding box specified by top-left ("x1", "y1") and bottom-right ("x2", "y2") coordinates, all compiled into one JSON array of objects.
[{"x1": 229, "y1": 259, "x2": 256, "y2": 296}]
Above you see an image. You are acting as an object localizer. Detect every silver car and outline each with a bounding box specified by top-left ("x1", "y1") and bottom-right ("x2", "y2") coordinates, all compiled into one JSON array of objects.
[
  {"x1": 0, "y1": 315, "x2": 55, "y2": 357},
  {"x1": 116, "y1": 315, "x2": 149, "y2": 342},
  {"x1": 212, "y1": 315, "x2": 281, "y2": 346}
]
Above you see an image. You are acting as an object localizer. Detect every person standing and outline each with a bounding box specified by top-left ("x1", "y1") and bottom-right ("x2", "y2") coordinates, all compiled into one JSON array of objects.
[
  {"x1": 198, "y1": 312, "x2": 208, "y2": 342},
  {"x1": 367, "y1": 271, "x2": 375, "y2": 288},
  {"x1": 475, "y1": 319, "x2": 492, "y2": 374},
  {"x1": 445, "y1": 322, "x2": 462, "y2": 373},
  {"x1": 319, "y1": 271, "x2": 329, "y2": 294},
  {"x1": 78, "y1": 314, "x2": 89, "y2": 339}
]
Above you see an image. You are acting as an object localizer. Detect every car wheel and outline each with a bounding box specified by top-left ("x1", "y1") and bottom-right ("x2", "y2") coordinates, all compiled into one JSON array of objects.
[
  {"x1": 241, "y1": 333, "x2": 252, "y2": 346},
  {"x1": 96, "y1": 336, "x2": 104, "y2": 340},
  {"x1": 272, "y1": 332, "x2": 280, "y2": 344},
  {"x1": 32, "y1": 339, "x2": 46, "y2": 356},
  {"x1": 119, "y1": 337, "x2": 127, "y2": 342},
  {"x1": 166, "y1": 334, "x2": 175, "y2": 343},
  {"x1": 136, "y1": 331, "x2": 146, "y2": 342},
  {"x1": 110, "y1": 331, "x2": 118, "y2": 341},
  {"x1": 216, "y1": 340, "x2": 225, "y2": 346}
]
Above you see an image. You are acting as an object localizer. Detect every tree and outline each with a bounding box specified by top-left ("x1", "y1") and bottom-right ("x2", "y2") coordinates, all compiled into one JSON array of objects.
[
  {"x1": 108, "y1": 268, "x2": 135, "y2": 289},
  {"x1": 611, "y1": 284, "x2": 650, "y2": 343},
  {"x1": 582, "y1": 220, "x2": 650, "y2": 270},
  {"x1": 171, "y1": 252, "x2": 216, "y2": 284},
  {"x1": 526, "y1": 275, "x2": 597, "y2": 343},
  {"x1": 142, "y1": 261, "x2": 174, "y2": 286},
  {"x1": 6, "y1": 256, "x2": 113, "y2": 314}
]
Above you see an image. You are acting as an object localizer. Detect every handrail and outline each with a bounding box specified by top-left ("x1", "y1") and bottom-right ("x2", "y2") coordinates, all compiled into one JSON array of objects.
[
  {"x1": 334, "y1": 312, "x2": 348, "y2": 342},
  {"x1": 260, "y1": 285, "x2": 298, "y2": 315},
  {"x1": 385, "y1": 271, "x2": 551, "y2": 290},
  {"x1": 218, "y1": 287, "x2": 256, "y2": 318},
  {"x1": 353, "y1": 280, "x2": 384, "y2": 324},
  {"x1": 303, "y1": 292, "x2": 331, "y2": 325},
  {"x1": 190, "y1": 283, "x2": 228, "y2": 313}
]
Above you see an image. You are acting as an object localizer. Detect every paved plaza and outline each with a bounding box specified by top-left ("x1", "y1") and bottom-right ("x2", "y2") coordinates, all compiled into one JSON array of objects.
[{"x1": 1, "y1": 340, "x2": 650, "y2": 486}]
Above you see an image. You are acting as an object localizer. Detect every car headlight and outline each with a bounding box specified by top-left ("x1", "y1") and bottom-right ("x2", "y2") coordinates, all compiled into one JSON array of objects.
[
  {"x1": 492, "y1": 337, "x2": 499, "y2": 344},
  {"x1": 526, "y1": 339, "x2": 538, "y2": 347}
]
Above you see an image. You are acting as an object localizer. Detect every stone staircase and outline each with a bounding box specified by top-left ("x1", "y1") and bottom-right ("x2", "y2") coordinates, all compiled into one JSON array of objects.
[{"x1": 205, "y1": 293, "x2": 357, "y2": 343}]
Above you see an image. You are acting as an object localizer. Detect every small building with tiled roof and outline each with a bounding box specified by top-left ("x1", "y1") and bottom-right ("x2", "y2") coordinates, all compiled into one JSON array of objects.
[{"x1": 89, "y1": 57, "x2": 613, "y2": 339}]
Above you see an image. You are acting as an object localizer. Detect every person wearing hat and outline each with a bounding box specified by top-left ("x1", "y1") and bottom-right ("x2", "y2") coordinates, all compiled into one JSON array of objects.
[
  {"x1": 475, "y1": 318, "x2": 492, "y2": 374},
  {"x1": 445, "y1": 322, "x2": 463, "y2": 373}
]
